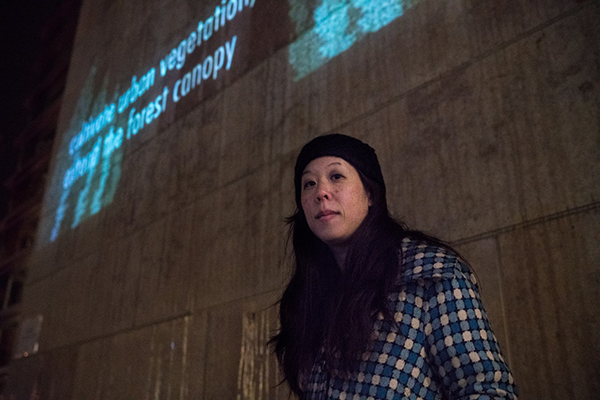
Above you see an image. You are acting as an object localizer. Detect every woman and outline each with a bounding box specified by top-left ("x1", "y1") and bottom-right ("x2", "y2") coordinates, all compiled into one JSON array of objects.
[{"x1": 271, "y1": 134, "x2": 517, "y2": 399}]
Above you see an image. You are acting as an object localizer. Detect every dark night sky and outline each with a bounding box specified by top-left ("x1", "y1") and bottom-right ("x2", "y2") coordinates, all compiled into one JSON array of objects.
[{"x1": 0, "y1": 0, "x2": 62, "y2": 218}]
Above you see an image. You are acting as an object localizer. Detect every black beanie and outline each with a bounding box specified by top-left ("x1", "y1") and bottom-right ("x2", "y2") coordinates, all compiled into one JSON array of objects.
[{"x1": 294, "y1": 133, "x2": 385, "y2": 207}]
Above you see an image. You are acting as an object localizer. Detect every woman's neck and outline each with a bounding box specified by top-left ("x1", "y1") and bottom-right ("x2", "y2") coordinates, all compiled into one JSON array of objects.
[{"x1": 329, "y1": 244, "x2": 348, "y2": 270}]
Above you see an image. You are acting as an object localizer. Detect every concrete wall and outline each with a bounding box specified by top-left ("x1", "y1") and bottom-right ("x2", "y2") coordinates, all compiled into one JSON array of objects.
[{"x1": 6, "y1": 0, "x2": 599, "y2": 398}]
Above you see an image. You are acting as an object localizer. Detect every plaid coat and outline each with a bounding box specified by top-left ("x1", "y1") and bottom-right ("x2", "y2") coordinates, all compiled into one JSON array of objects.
[{"x1": 303, "y1": 238, "x2": 517, "y2": 399}]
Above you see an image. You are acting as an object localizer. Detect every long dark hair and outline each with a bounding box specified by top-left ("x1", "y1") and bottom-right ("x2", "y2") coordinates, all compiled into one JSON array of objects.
[{"x1": 271, "y1": 172, "x2": 448, "y2": 396}]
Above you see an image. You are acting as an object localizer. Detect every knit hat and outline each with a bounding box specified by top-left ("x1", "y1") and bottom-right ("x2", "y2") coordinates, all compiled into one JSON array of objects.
[{"x1": 294, "y1": 134, "x2": 385, "y2": 207}]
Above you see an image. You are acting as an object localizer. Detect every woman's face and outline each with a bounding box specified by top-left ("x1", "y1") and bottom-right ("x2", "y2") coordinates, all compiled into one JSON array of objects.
[{"x1": 300, "y1": 156, "x2": 371, "y2": 247}]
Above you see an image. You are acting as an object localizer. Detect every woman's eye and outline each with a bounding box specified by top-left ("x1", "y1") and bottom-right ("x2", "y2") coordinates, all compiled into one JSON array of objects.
[
  {"x1": 303, "y1": 181, "x2": 315, "y2": 189},
  {"x1": 331, "y1": 173, "x2": 344, "y2": 180}
]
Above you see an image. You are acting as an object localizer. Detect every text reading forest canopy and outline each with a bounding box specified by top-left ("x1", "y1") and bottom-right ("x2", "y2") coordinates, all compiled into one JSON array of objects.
[
  {"x1": 48, "y1": 0, "x2": 414, "y2": 242},
  {"x1": 49, "y1": 0, "x2": 254, "y2": 242}
]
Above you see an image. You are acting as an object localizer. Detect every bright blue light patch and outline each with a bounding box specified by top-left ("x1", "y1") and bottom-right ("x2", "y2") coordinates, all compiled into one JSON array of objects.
[
  {"x1": 313, "y1": 0, "x2": 357, "y2": 60},
  {"x1": 91, "y1": 127, "x2": 123, "y2": 215},
  {"x1": 353, "y1": 0, "x2": 403, "y2": 33},
  {"x1": 50, "y1": 189, "x2": 70, "y2": 242},
  {"x1": 289, "y1": 0, "x2": 415, "y2": 81},
  {"x1": 72, "y1": 163, "x2": 96, "y2": 229},
  {"x1": 48, "y1": 67, "x2": 126, "y2": 242}
]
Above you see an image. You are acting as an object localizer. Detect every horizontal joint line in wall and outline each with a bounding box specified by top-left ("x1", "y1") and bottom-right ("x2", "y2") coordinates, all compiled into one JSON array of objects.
[
  {"x1": 331, "y1": 1, "x2": 594, "y2": 139},
  {"x1": 30, "y1": 310, "x2": 192, "y2": 357},
  {"x1": 451, "y1": 201, "x2": 600, "y2": 246}
]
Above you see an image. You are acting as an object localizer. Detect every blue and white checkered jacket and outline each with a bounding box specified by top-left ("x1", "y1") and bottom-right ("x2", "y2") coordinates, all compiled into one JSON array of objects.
[{"x1": 304, "y1": 237, "x2": 517, "y2": 399}]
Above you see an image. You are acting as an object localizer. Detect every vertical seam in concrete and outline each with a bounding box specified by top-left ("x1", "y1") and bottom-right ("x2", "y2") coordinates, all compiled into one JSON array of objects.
[
  {"x1": 132, "y1": 230, "x2": 143, "y2": 327},
  {"x1": 131, "y1": 233, "x2": 142, "y2": 331},
  {"x1": 200, "y1": 311, "x2": 210, "y2": 400},
  {"x1": 493, "y1": 234, "x2": 512, "y2": 365},
  {"x1": 180, "y1": 315, "x2": 190, "y2": 400}
]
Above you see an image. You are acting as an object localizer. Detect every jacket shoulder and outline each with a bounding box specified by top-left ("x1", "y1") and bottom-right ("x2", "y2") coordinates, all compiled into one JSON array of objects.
[{"x1": 397, "y1": 237, "x2": 471, "y2": 284}]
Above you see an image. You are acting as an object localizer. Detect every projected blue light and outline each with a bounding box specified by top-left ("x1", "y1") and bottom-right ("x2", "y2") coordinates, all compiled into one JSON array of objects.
[
  {"x1": 50, "y1": 189, "x2": 70, "y2": 242},
  {"x1": 354, "y1": 1, "x2": 404, "y2": 32},
  {"x1": 62, "y1": 137, "x2": 102, "y2": 190},
  {"x1": 126, "y1": 86, "x2": 169, "y2": 138},
  {"x1": 48, "y1": 0, "x2": 412, "y2": 242},
  {"x1": 289, "y1": 0, "x2": 416, "y2": 80},
  {"x1": 91, "y1": 126, "x2": 123, "y2": 215},
  {"x1": 69, "y1": 103, "x2": 115, "y2": 155},
  {"x1": 72, "y1": 162, "x2": 95, "y2": 228},
  {"x1": 117, "y1": 69, "x2": 156, "y2": 114},
  {"x1": 159, "y1": 0, "x2": 253, "y2": 76},
  {"x1": 173, "y1": 36, "x2": 237, "y2": 103},
  {"x1": 313, "y1": 1, "x2": 357, "y2": 60},
  {"x1": 47, "y1": 0, "x2": 253, "y2": 242}
]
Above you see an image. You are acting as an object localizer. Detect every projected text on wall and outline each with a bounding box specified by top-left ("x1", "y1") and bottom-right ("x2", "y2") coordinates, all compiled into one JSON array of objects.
[
  {"x1": 50, "y1": 0, "x2": 251, "y2": 241},
  {"x1": 48, "y1": 0, "x2": 417, "y2": 242}
]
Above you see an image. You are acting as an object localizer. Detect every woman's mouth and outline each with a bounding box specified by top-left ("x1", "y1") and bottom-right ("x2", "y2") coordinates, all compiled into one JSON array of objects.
[{"x1": 316, "y1": 210, "x2": 339, "y2": 220}]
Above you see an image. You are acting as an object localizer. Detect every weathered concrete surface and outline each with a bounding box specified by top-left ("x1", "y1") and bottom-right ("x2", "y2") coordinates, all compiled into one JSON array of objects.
[
  {"x1": 498, "y1": 208, "x2": 600, "y2": 399},
  {"x1": 10, "y1": 0, "x2": 599, "y2": 398}
]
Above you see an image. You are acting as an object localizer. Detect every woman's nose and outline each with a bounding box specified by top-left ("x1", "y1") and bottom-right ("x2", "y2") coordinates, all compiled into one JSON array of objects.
[{"x1": 316, "y1": 182, "x2": 330, "y2": 201}]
